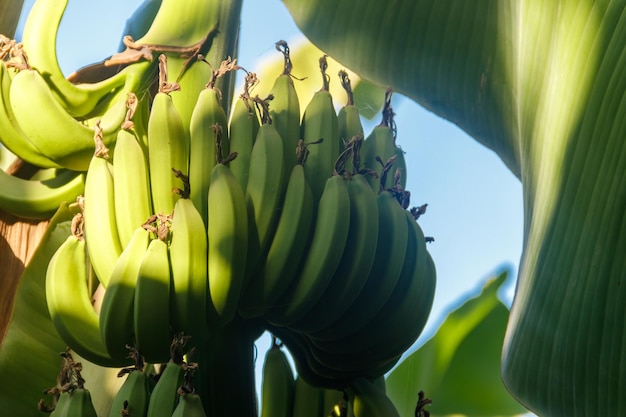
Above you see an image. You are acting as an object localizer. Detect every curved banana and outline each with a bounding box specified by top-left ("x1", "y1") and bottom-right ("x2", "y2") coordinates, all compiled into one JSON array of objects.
[
  {"x1": 147, "y1": 362, "x2": 185, "y2": 417},
  {"x1": 269, "y1": 173, "x2": 351, "y2": 326},
  {"x1": 289, "y1": 172, "x2": 379, "y2": 334},
  {"x1": 238, "y1": 158, "x2": 314, "y2": 319},
  {"x1": 189, "y1": 81, "x2": 229, "y2": 225},
  {"x1": 109, "y1": 368, "x2": 151, "y2": 417},
  {"x1": 311, "y1": 210, "x2": 433, "y2": 358},
  {"x1": 206, "y1": 161, "x2": 248, "y2": 325},
  {"x1": 134, "y1": 233, "x2": 173, "y2": 364},
  {"x1": 243, "y1": 103, "x2": 286, "y2": 284},
  {"x1": 20, "y1": 0, "x2": 129, "y2": 117},
  {"x1": 45, "y1": 216, "x2": 123, "y2": 367},
  {"x1": 57, "y1": 388, "x2": 98, "y2": 417},
  {"x1": 169, "y1": 195, "x2": 211, "y2": 342},
  {"x1": 301, "y1": 55, "x2": 339, "y2": 201},
  {"x1": 269, "y1": 41, "x2": 301, "y2": 184},
  {"x1": 0, "y1": 167, "x2": 84, "y2": 220},
  {"x1": 228, "y1": 73, "x2": 259, "y2": 193},
  {"x1": 171, "y1": 392, "x2": 208, "y2": 417},
  {"x1": 112, "y1": 110, "x2": 153, "y2": 248},
  {"x1": 99, "y1": 226, "x2": 150, "y2": 363},
  {"x1": 8, "y1": 64, "x2": 148, "y2": 171},
  {"x1": 0, "y1": 61, "x2": 60, "y2": 168},
  {"x1": 148, "y1": 56, "x2": 189, "y2": 216},
  {"x1": 346, "y1": 377, "x2": 400, "y2": 417},
  {"x1": 309, "y1": 190, "x2": 409, "y2": 342},
  {"x1": 260, "y1": 338, "x2": 296, "y2": 417},
  {"x1": 82, "y1": 127, "x2": 123, "y2": 287}
]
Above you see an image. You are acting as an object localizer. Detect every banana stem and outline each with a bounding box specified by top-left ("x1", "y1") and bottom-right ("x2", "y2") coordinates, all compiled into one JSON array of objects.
[{"x1": 195, "y1": 319, "x2": 260, "y2": 417}]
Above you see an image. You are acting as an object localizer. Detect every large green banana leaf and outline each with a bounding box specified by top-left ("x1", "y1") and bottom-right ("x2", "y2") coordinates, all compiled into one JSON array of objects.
[
  {"x1": 386, "y1": 270, "x2": 527, "y2": 417},
  {"x1": 281, "y1": 0, "x2": 626, "y2": 415}
]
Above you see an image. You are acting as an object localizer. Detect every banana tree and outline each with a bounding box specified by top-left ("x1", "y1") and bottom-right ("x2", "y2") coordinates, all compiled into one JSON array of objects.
[{"x1": 2, "y1": 0, "x2": 626, "y2": 416}]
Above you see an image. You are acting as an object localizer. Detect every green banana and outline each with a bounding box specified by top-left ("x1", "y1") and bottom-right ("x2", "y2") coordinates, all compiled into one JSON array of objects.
[
  {"x1": 206, "y1": 159, "x2": 248, "y2": 325},
  {"x1": 269, "y1": 41, "x2": 301, "y2": 184},
  {"x1": 45, "y1": 215, "x2": 122, "y2": 367},
  {"x1": 147, "y1": 362, "x2": 185, "y2": 417},
  {"x1": 260, "y1": 338, "x2": 295, "y2": 417},
  {"x1": 82, "y1": 126, "x2": 123, "y2": 287},
  {"x1": 171, "y1": 393, "x2": 208, "y2": 417},
  {"x1": 239, "y1": 152, "x2": 314, "y2": 319},
  {"x1": 269, "y1": 173, "x2": 351, "y2": 326},
  {"x1": 360, "y1": 89, "x2": 404, "y2": 191},
  {"x1": 109, "y1": 367, "x2": 151, "y2": 417},
  {"x1": 309, "y1": 190, "x2": 409, "y2": 342},
  {"x1": 292, "y1": 375, "x2": 324, "y2": 417},
  {"x1": 112, "y1": 101, "x2": 153, "y2": 248},
  {"x1": 289, "y1": 170, "x2": 379, "y2": 334},
  {"x1": 346, "y1": 377, "x2": 400, "y2": 417},
  {"x1": 134, "y1": 231, "x2": 173, "y2": 364},
  {"x1": 20, "y1": 0, "x2": 129, "y2": 117},
  {"x1": 300, "y1": 55, "x2": 339, "y2": 201},
  {"x1": 8, "y1": 63, "x2": 149, "y2": 171},
  {"x1": 337, "y1": 70, "x2": 364, "y2": 165},
  {"x1": 100, "y1": 226, "x2": 151, "y2": 363},
  {"x1": 0, "y1": 167, "x2": 84, "y2": 220},
  {"x1": 0, "y1": 61, "x2": 60, "y2": 168},
  {"x1": 323, "y1": 388, "x2": 347, "y2": 417},
  {"x1": 310, "y1": 210, "x2": 432, "y2": 358},
  {"x1": 228, "y1": 72, "x2": 259, "y2": 193},
  {"x1": 189, "y1": 78, "x2": 229, "y2": 226},
  {"x1": 147, "y1": 55, "x2": 189, "y2": 215},
  {"x1": 48, "y1": 391, "x2": 70, "y2": 417},
  {"x1": 57, "y1": 388, "x2": 98, "y2": 417},
  {"x1": 169, "y1": 194, "x2": 210, "y2": 342},
  {"x1": 243, "y1": 99, "x2": 286, "y2": 285}
]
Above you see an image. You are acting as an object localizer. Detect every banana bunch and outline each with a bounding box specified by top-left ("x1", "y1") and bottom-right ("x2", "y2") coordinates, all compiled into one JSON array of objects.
[{"x1": 5, "y1": 7, "x2": 437, "y2": 408}]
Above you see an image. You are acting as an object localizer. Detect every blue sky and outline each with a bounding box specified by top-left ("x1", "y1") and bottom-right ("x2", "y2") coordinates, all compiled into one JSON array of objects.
[{"x1": 17, "y1": 0, "x2": 525, "y2": 402}]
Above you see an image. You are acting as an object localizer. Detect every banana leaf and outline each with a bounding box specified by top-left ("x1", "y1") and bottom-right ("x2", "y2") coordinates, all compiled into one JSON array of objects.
[
  {"x1": 0, "y1": 0, "x2": 24, "y2": 38},
  {"x1": 386, "y1": 270, "x2": 527, "y2": 417},
  {"x1": 282, "y1": 0, "x2": 626, "y2": 415}
]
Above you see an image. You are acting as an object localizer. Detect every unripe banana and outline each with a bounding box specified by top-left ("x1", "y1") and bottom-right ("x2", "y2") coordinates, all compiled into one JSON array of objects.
[
  {"x1": 148, "y1": 55, "x2": 189, "y2": 216},
  {"x1": 100, "y1": 226, "x2": 150, "y2": 363},
  {"x1": 45, "y1": 214, "x2": 122, "y2": 367},
  {"x1": 58, "y1": 388, "x2": 98, "y2": 417},
  {"x1": 346, "y1": 377, "x2": 400, "y2": 417},
  {"x1": 147, "y1": 362, "x2": 185, "y2": 417},
  {"x1": 8, "y1": 65, "x2": 145, "y2": 171},
  {"x1": 228, "y1": 73, "x2": 260, "y2": 193},
  {"x1": 292, "y1": 375, "x2": 324, "y2": 417},
  {"x1": 269, "y1": 41, "x2": 301, "y2": 184},
  {"x1": 260, "y1": 339, "x2": 295, "y2": 417},
  {"x1": 109, "y1": 368, "x2": 151, "y2": 417},
  {"x1": 243, "y1": 100, "x2": 286, "y2": 285},
  {"x1": 48, "y1": 391, "x2": 70, "y2": 417},
  {"x1": 20, "y1": 0, "x2": 130, "y2": 117},
  {"x1": 207, "y1": 160, "x2": 248, "y2": 326},
  {"x1": 0, "y1": 61, "x2": 60, "y2": 168},
  {"x1": 0, "y1": 167, "x2": 84, "y2": 220},
  {"x1": 189, "y1": 80, "x2": 229, "y2": 226},
  {"x1": 337, "y1": 70, "x2": 364, "y2": 165},
  {"x1": 309, "y1": 190, "x2": 409, "y2": 342},
  {"x1": 171, "y1": 393, "x2": 208, "y2": 417},
  {"x1": 112, "y1": 100, "x2": 152, "y2": 247},
  {"x1": 289, "y1": 170, "x2": 379, "y2": 334},
  {"x1": 134, "y1": 231, "x2": 173, "y2": 364},
  {"x1": 301, "y1": 55, "x2": 339, "y2": 201},
  {"x1": 360, "y1": 89, "x2": 404, "y2": 191},
  {"x1": 269, "y1": 173, "x2": 351, "y2": 326},
  {"x1": 82, "y1": 125, "x2": 123, "y2": 287},
  {"x1": 239, "y1": 153, "x2": 314, "y2": 319},
  {"x1": 169, "y1": 194, "x2": 211, "y2": 342}
]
